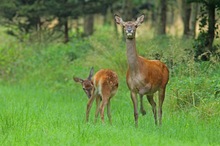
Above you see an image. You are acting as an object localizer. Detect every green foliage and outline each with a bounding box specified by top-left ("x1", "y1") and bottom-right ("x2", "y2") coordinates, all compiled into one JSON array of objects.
[
  {"x1": 0, "y1": 0, "x2": 116, "y2": 41},
  {"x1": 0, "y1": 0, "x2": 47, "y2": 33},
  {"x1": 170, "y1": 74, "x2": 219, "y2": 108},
  {"x1": 85, "y1": 26, "x2": 127, "y2": 76},
  {"x1": 193, "y1": 31, "x2": 219, "y2": 61},
  {"x1": 189, "y1": 0, "x2": 220, "y2": 60},
  {"x1": 0, "y1": 30, "x2": 21, "y2": 81},
  {"x1": 0, "y1": 25, "x2": 220, "y2": 145}
]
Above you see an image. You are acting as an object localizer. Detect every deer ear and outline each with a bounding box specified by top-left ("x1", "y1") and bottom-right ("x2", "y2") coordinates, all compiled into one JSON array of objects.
[
  {"x1": 135, "y1": 14, "x2": 145, "y2": 26},
  {"x1": 73, "y1": 77, "x2": 84, "y2": 84},
  {"x1": 114, "y1": 14, "x2": 125, "y2": 26},
  {"x1": 88, "y1": 67, "x2": 94, "y2": 80}
]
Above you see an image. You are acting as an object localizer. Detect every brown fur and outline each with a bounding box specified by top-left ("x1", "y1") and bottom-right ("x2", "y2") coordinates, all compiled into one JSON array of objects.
[
  {"x1": 115, "y1": 14, "x2": 169, "y2": 126},
  {"x1": 74, "y1": 68, "x2": 118, "y2": 124}
]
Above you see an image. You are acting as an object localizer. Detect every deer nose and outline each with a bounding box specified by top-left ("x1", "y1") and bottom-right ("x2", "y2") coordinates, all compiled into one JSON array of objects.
[{"x1": 126, "y1": 29, "x2": 133, "y2": 33}]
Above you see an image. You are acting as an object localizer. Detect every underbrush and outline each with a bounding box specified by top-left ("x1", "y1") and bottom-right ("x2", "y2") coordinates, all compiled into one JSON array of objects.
[
  {"x1": 1, "y1": 25, "x2": 220, "y2": 108},
  {"x1": 0, "y1": 25, "x2": 220, "y2": 145}
]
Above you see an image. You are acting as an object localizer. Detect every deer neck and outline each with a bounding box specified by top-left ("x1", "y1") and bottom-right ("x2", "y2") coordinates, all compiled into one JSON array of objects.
[{"x1": 126, "y1": 38, "x2": 139, "y2": 71}]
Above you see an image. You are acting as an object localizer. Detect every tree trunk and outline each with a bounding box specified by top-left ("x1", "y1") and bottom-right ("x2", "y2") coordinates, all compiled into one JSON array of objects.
[
  {"x1": 83, "y1": 14, "x2": 94, "y2": 37},
  {"x1": 64, "y1": 18, "x2": 69, "y2": 43},
  {"x1": 157, "y1": 0, "x2": 166, "y2": 35},
  {"x1": 75, "y1": 18, "x2": 80, "y2": 38},
  {"x1": 121, "y1": 0, "x2": 133, "y2": 40},
  {"x1": 190, "y1": 3, "x2": 198, "y2": 38},
  {"x1": 110, "y1": 5, "x2": 118, "y2": 37},
  {"x1": 207, "y1": 3, "x2": 215, "y2": 51},
  {"x1": 36, "y1": 16, "x2": 42, "y2": 42},
  {"x1": 183, "y1": 0, "x2": 191, "y2": 36},
  {"x1": 122, "y1": 0, "x2": 133, "y2": 21}
]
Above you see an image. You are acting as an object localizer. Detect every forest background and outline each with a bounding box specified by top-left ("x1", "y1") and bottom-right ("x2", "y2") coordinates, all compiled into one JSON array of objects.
[{"x1": 0, "y1": 0, "x2": 219, "y2": 145}]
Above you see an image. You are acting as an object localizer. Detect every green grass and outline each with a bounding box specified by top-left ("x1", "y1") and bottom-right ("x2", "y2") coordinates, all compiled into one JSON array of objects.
[
  {"x1": 0, "y1": 83, "x2": 219, "y2": 145},
  {"x1": 0, "y1": 25, "x2": 220, "y2": 145}
]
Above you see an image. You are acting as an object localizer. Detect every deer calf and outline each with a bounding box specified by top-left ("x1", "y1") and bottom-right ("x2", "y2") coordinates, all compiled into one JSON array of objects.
[{"x1": 73, "y1": 67, "x2": 118, "y2": 124}]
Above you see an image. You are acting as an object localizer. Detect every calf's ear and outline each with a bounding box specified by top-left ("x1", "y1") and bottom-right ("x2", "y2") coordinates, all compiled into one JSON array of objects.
[
  {"x1": 88, "y1": 67, "x2": 94, "y2": 80},
  {"x1": 73, "y1": 77, "x2": 84, "y2": 84}
]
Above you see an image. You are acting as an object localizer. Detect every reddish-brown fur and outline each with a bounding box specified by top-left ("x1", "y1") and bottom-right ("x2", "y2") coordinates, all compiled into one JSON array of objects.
[
  {"x1": 115, "y1": 14, "x2": 169, "y2": 126},
  {"x1": 74, "y1": 68, "x2": 118, "y2": 124}
]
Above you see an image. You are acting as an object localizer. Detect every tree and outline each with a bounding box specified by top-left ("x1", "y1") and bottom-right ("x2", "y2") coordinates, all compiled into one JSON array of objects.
[
  {"x1": 182, "y1": 0, "x2": 192, "y2": 36},
  {"x1": 45, "y1": 0, "x2": 81, "y2": 42},
  {"x1": 157, "y1": 0, "x2": 167, "y2": 35},
  {"x1": 83, "y1": 14, "x2": 94, "y2": 37},
  {"x1": 0, "y1": 0, "x2": 47, "y2": 41},
  {"x1": 190, "y1": 3, "x2": 199, "y2": 38},
  {"x1": 0, "y1": 0, "x2": 119, "y2": 42},
  {"x1": 188, "y1": 0, "x2": 220, "y2": 60},
  {"x1": 82, "y1": 0, "x2": 98, "y2": 37}
]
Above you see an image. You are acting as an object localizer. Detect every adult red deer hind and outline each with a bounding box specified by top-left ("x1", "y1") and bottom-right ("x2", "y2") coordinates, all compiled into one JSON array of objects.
[
  {"x1": 114, "y1": 14, "x2": 169, "y2": 126},
  {"x1": 73, "y1": 67, "x2": 118, "y2": 124}
]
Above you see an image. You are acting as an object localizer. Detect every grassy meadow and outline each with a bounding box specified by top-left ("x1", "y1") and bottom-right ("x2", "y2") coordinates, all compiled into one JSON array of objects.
[{"x1": 0, "y1": 25, "x2": 220, "y2": 145}]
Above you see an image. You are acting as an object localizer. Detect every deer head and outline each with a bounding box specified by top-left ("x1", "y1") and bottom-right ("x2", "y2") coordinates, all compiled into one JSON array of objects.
[
  {"x1": 114, "y1": 14, "x2": 145, "y2": 39},
  {"x1": 73, "y1": 67, "x2": 94, "y2": 98}
]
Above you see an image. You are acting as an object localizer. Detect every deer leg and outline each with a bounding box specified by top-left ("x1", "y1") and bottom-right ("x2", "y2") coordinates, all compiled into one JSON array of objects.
[
  {"x1": 147, "y1": 94, "x2": 157, "y2": 125},
  {"x1": 140, "y1": 94, "x2": 146, "y2": 116},
  {"x1": 131, "y1": 92, "x2": 138, "y2": 127},
  {"x1": 107, "y1": 100, "x2": 112, "y2": 125},
  {"x1": 99, "y1": 97, "x2": 108, "y2": 123},
  {"x1": 94, "y1": 95, "x2": 101, "y2": 123},
  {"x1": 158, "y1": 88, "x2": 165, "y2": 126},
  {"x1": 86, "y1": 94, "x2": 96, "y2": 122}
]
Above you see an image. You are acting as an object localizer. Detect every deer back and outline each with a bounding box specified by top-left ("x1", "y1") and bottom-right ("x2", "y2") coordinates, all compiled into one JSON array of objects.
[{"x1": 93, "y1": 69, "x2": 118, "y2": 98}]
